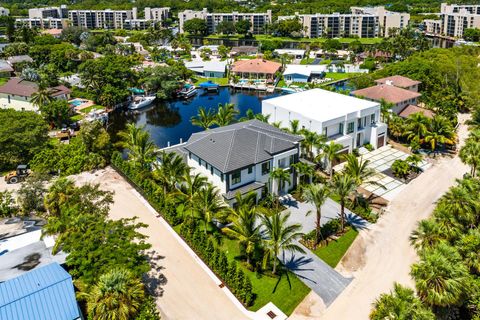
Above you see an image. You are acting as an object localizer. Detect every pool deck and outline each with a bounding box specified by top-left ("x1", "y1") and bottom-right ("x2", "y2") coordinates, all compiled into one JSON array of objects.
[{"x1": 69, "y1": 99, "x2": 95, "y2": 112}]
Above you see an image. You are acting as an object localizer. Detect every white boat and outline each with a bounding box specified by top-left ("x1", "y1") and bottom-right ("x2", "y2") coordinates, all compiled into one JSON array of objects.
[
  {"x1": 179, "y1": 85, "x2": 197, "y2": 99},
  {"x1": 129, "y1": 95, "x2": 156, "y2": 110},
  {"x1": 83, "y1": 109, "x2": 108, "y2": 124}
]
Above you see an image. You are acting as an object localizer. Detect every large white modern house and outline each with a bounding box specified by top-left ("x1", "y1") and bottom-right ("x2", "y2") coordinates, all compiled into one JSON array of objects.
[
  {"x1": 165, "y1": 120, "x2": 303, "y2": 205},
  {"x1": 262, "y1": 89, "x2": 387, "y2": 155}
]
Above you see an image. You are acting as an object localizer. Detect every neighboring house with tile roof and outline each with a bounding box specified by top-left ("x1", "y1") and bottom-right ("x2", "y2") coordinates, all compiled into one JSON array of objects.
[
  {"x1": 351, "y1": 83, "x2": 421, "y2": 114},
  {"x1": 231, "y1": 59, "x2": 282, "y2": 82},
  {"x1": 0, "y1": 77, "x2": 71, "y2": 111},
  {"x1": 398, "y1": 104, "x2": 435, "y2": 119},
  {"x1": 374, "y1": 75, "x2": 421, "y2": 92},
  {"x1": 164, "y1": 119, "x2": 303, "y2": 205}
]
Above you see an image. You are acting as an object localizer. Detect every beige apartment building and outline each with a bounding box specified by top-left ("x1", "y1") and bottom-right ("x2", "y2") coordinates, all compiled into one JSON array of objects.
[{"x1": 423, "y1": 3, "x2": 480, "y2": 39}]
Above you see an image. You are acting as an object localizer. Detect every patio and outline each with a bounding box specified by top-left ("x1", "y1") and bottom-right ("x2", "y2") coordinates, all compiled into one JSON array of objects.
[{"x1": 334, "y1": 145, "x2": 430, "y2": 200}]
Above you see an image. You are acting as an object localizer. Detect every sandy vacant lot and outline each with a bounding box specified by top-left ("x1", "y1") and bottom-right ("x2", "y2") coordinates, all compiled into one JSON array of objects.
[
  {"x1": 290, "y1": 114, "x2": 471, "y2": 320},
  {"x1": 75, "y1": 168, "x2": 247, "y2": 320}
]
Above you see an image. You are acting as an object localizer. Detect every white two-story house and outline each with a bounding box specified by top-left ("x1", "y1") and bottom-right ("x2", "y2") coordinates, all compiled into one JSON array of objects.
[
  {"x1": 262, "y1": 88, "x2": 387, "y2": 161},
  {"x1": 165, "y1": 119, "x2": 303, "y2": 205}
]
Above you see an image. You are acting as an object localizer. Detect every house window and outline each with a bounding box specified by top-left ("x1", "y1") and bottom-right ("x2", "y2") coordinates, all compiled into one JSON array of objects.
[
  {"x1": 289, "y1": 154, "x2": 295, "y2": 165},
  {"x1": 347, "y1": 122, "x2": 354, "y2": 134},
  {"x1": 261, "y1": 161, "x2": 270, "y2": 175},
  {"x1": 210, "y1": 166, "x2": 213, "y2": 175},
  {"x1": 371, "y1": 114, "x2": 375, "y2": 124},
  {"x1": 338, "y1": 123, "x2": 344, "y2": 134},
  {"x1": 357, "y1": 119, "x2": 362, "y2": 129},
  {"x1": 231, "y1": 170, "x2": 241, "y2": 185},
  {"x1": 248, "y1": 166, "x2": 253, "y2": 174},
  {"x1": 278, "y1": 158, "x2": 287, "y2": 168}
]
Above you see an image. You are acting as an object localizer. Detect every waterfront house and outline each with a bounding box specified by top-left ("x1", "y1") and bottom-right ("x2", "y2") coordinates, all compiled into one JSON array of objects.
[
  {"x1": 262, "y1": 89, "x2": 388, "y2": 160},
  {"x1": 273, "y1": 49, "x2": 306, "y2": 60},
  {"x1": 165, "y1": 119, "x2": 303, "y2": 205},
  {"x1": 185, "y1": 60, "x2": 227, "y2": 78},
  {"x1": 231, "y1": 58, "x2": 282, "y2": 82},
  {"x1": 0, "y1": 77, "x2": 71, "y2": 111},
  {"x1": 0, "y1": 263, "x2": 81, "y2": 320}
]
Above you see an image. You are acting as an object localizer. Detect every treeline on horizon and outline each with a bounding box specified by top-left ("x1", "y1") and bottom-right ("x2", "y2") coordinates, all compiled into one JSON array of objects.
[{"x1": 2, "y1": 0, "x2": 477, "y2": 17}]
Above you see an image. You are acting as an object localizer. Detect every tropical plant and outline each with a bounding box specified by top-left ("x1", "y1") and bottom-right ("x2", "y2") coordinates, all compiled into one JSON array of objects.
[
  {"x1": 269, "y1": 168, "x2": 291, "y2": 197},
  {"x1": 302, "y1": 184, "x2": 331, "y2": 246},
  {"x1": 176, "y1": 173, "x2": 208, "y2": 218},
  {"x1": 330, "y1": 173, "x2": 357, "y2": 232},
  {"x1": 0, "y1": 190, "x2": 17, "y2": 217},
  {"x1": 301, "y1": 130, "x2": 324, "y2": 160},
  {"x1": 405, "y1": 113, "x2": 429, "y2": 141},
  {"x1": 31, "y1": 84, "x2": 53, "y2": 108},
  {"x1": 193, "y1": 184, "x2": 227, "y2": 233},
  {"x1": 459, "y1": 137, "x2": 480, "y2": 176},
  {"x1": 289, "y1": 119, "x2": 300, "y2": 134},
  {"x1": 117, "y1": 123, "x2": 157, "y2": 170},
  {"x1": 154, "y1": 151, "x2": 188, "y2": 194},
  {"x1": 424, "y1": 115, "x2": 455, "y2": 152},
  {"x1": 409, "y1": 219, "x2": 445, "y2": 250},
  {"x1": 370, "y1": 283, "x2": 435, "y2": 320},
  {"x1": 319, "y1": 141, "x2": 344, "y2": 179},
  {"x1": 260, "y1": 211, "x2": 305, "y2": 274},
  {"x1": 216, "y1": 103, "x2": 238, "y2": 127},
  {"x1": 379, "y1": 99, "x2": 395, "y2": 124},
  {"x1": 343, "y1": 154, "x2": 383, "y2": 189},
  {"x1": 222, "y1": 207, "x2": 260, "y2": 265},
  {"x1": 291, "y1": 162, "x2": 315, "y2": 185},
  {"x1": 82, "y1": 268, "x2": 145, "y2": 320},
  {"x1": 191, "y1": 107, "x2": 216, "y2": 130}
]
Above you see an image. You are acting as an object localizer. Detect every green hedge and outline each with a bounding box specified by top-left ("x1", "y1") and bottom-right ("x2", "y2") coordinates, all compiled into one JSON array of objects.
[{"x1": 111, "y1": 152, "x2": 255, "y2": 306}]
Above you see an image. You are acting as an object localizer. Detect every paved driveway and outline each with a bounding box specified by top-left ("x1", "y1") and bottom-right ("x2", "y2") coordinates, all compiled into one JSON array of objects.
[{"x1": 279, "y1": 196, "x2": 369, "y2": 306}]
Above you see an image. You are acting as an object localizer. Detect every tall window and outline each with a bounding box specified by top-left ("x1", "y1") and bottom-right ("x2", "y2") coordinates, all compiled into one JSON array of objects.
[
  {"x1": 231, "y1": 170, "x2": 241, "y2": 185},
  {"x1": 261, "y1": 161, "x2": 270, "y2": 175},
  {"x1": 371, "y1": 114, "x2": 375, "y2": 124},
  {"x1": 248, "y1": 166, "x2": 253, "y2": 174},
  {"x1": 339, "y1": 122, "x2": 344, "y2": 134},
  {"x1": 347, "y1": 122, "x2": 354, "y2": 134}
]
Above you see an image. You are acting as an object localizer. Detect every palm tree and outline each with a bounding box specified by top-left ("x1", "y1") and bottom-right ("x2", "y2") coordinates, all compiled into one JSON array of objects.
[
  {"x1": 233, "y1": 191, "x2": 258, "y2": 211},
  {"x1": 117, "y1": 123, "x2": 157, "y2": 170},
  {"x1": 379, "y1": 98, "x2": 395, "y2": 124},
  {"x1": 44, "y1": 178, "x2": 76, "y2": 217},
  {"x1": 410, "y1": 243, "x2": 470, "y2": 307},
  {"x1": 291, "y1": 162, "x2": 315, "y2": 185},
  {"x1": 343, "y1": 154, "x2": 384, "y2": 189},
  {"x1": 176, "y1": 173, "x2": 208, "y2": 218},
  {"x1": 269, "y1": 168, "x2": 291, "y2": 197},
  {"x1": 424, "y1": 115, "x2": 455, "y2": 153},
  {"x1": 260, "y1": 211, "x2": 305, "y2": 274},
  {"x1": 222, "y1": 207, "x2": 260, "y2": 265},
  {"x1": 301, "y1": 130, "x2": 324, "y2": 160},
  {"x1": 191, "y1": 107, "x2": 216, "y2": 130},
  {"x1": 302, "y1": 184, "x2": 331, "y2": 246},
  {"x1": 330, "y1": 173, "x2": 357, "y2": 232},
  {"x1": 83, "y1": 268, "x2": 145, "y2": 320},
  {"x1": 459, "y1": 138, "x2": 480, "y2": 176},
  {"x1": 239, "y1": 108, "x2": 256, "y2": 122},
  {"x1": 254, "y1": 113, "x2": 271, "y2": 123},
  {"x1": 154, "y1": 151, "x2": 188, "y2": 194},
  {"x1": 319, "y1": 141, "x2": 344, "y2": 179},
  {"x1": 409, "y1": 219, "x2": 445, "y2": 250},
  {"x1": 370, "y1": 283, "x2": 435, "y2": 320},
  {"x1": 216, "y1": 103, "x2": 238, "y2": 126},
  {"x1": 405, "y1": 113, "x2": 429, "y2": 141},
  {"x1": 193, "y1": 184, "x2": 227, "y2": 233},
  {"x1": 31, "y1": 84, "x2": 53, "y2": 108},
  {"x1": 289, "y1": 119, "x2": 300, "y2": 134}
]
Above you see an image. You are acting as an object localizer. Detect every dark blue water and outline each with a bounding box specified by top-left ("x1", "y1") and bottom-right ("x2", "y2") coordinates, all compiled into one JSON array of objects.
[{"x1": 109, "y1": 87, "x2": 280, "y2": 148}]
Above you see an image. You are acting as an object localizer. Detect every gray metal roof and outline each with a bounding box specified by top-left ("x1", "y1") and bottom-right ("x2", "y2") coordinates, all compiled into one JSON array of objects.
[{"x1": 184, "y1": 119, "x2": 302, "y2": 173}]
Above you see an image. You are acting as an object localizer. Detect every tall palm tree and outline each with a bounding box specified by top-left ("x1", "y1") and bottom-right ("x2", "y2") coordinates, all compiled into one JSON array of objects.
[
  {"x1": 289, "y1": 119, "x2": 300, "y2": 134},
  {"x1": 44, "y1": 178, "x2": 76, "y2": 217},
  {"x1": 260, "y1": 211, "x2": 305, "y2": 274},
  {"x1": 193, "y1": 184, "x2": 227, "y2": 233},
  {"x1": 291, "y1": 162, "x2": 315, "y2": 185},
  {"x1": 301, "y1": 129, "x2": 324, "y2": 160},
  {"x1": 405, "y1": 113, "x2": 429, "y2": 141},
  {"x1": 343, "y1": 154, "x2": 384, "y2": 189},
  {"x1": 31, "y1": 84, "x2": 53, "y2": 108},
  {"x1": 330, "y1": 173, "x2": 357, "y2": 232},
  {"x1": 459, "y1": 138, "x2": 480, "y2": 176},
  {"x1": 191, "y1": 107, "x2": 216, "y2": 130},
  {"x1": 424, "y1": 115, "x2": 455, "y2": 153},
  {"x1": 409, "y1": 219, "x2": 445, "y2": 250},
  {"x1": 302, "y1": 184, "x2": 331, "y2": 246},
  {"x1": 176, "y1": 173, "x2": 208, "y2": 218},
  {"x1": 269, "y1": 168, "x2": 290, "y2": 197},
  {"x1": 222, "y1": 207, "x2": 260, "y2": 265},
  {"x1": 117, "y1": 123, "x2": 157, "y2": 170},
  {"x1": 154, "y1": 151, "x2": 188, "y2": 194},
  {"x1": 83, "y1": 268, "x2": 145, "y2": 320},
  {"x1": 216, "y1": 103, "x2": 238, "y2": 126},
  {"x1": 319, "y1": 141, "x2": 344, "y2": 179},
  {"x1": 370, "y1": 283, "x2": 435, "y2": 320},
  {"x1": 410, "y1": 243, "x2": 470, "y2": 308}
]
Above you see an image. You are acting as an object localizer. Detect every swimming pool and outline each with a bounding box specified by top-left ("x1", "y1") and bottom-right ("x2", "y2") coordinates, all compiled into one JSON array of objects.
[{"x1": 70, "y1": 99, "x2": 85, "y2": 107}]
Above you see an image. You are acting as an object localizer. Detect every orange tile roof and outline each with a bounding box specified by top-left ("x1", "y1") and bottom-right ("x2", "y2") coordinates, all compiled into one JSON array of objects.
[
  {"x1": 398, "y1": 105, "x2": 434, "y2": 119},
  {"x1": 232, "y1": 59, "x2": 281, "y2": 75},
  {"x1": 375, "y1": 75, "x2": 421, "y2": 88},
  {"x1": 352, "y1": 85, "x2": 421, "y2": 104}
]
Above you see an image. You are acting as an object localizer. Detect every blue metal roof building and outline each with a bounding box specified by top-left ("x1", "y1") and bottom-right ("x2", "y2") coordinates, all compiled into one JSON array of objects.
[{"x1": 0, "y1": 262, "x2": 81, "y2": 320}]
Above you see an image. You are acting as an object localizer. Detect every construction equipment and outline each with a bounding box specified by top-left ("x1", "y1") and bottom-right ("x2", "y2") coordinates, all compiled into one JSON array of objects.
[{"x1": 4, "y1": 165, "x2": 29, "y2": 184}]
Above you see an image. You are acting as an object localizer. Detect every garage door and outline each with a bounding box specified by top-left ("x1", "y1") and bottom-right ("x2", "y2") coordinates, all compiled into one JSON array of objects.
[{"x1": 377, "y1": 134, "x2": 385, "y2": 148}]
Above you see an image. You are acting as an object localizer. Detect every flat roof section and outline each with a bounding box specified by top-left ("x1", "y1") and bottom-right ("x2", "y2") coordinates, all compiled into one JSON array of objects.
[{"x1": 263, "y1": 88, "x2": 379, "y2": 122}]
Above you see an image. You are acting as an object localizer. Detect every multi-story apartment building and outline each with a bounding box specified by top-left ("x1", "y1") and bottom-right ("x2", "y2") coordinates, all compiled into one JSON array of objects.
[
  {"x1": 423, "y1": 3, "x2": 480, "y2": 39},
  {"x1": 0, "y1": 7, "x2": 10, "y2": 16},
  {"x1": 144, "y1": 7, "x2": 170, "y2": 21},
  {"x1": 278, "y1": 6, "x2": 409, "y2": 38},
  {"x1": 28, "y1": 5, "x2": 68, "y2": 19},
  {"x1": 178, "y1": 8, "x2": 272, "y2": 34},
  {"x1": 68, "y1": 8, "x2": 138, "y2": 29},
  {"x1": 15, "y1": 18, "x2": 67, "y2": 29},
  {"x1": 423, "y1": 19, "x2": 442, "y2": 35}
]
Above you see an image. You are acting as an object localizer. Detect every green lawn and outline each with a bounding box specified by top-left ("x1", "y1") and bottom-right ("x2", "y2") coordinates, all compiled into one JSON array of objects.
[
  {"x1": 79, "y1": 104, "x2": 105, "y2": 114},
  {"x1": 193, "y1": 77, "x2": 229, "y2": 86},
  {"x1": 300, "y1": 57, "x2": 315, "y2": 65},
  {"x1": 220, "y1": 237, "x2": 310, "y2": 315},
  {"x1": 0, "y1": 77, "x2": 9, "y2": 86},
  {"x1": 312, "y1": 228, "x2": 359, "y2": 267}
]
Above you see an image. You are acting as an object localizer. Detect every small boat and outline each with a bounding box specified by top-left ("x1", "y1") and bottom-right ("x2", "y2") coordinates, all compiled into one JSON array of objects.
[
  {"x1": 83, "y1": 109, "x2": 108, "y2": 124},
  {"x1": 179, "y1": 84, "x2": 198, "y2": 98},
  {"x1": 129, "y1": 95, "x2": 156, "y2": 110},
  {"x1": 280, "y1": 87, "x2": 297, "y2": 94}
]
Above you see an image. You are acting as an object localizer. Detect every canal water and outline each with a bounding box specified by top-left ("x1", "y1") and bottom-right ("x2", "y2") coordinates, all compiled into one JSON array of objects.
[{"x1": 109, "y1": 87, "x2": 281, "y2": 148}]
